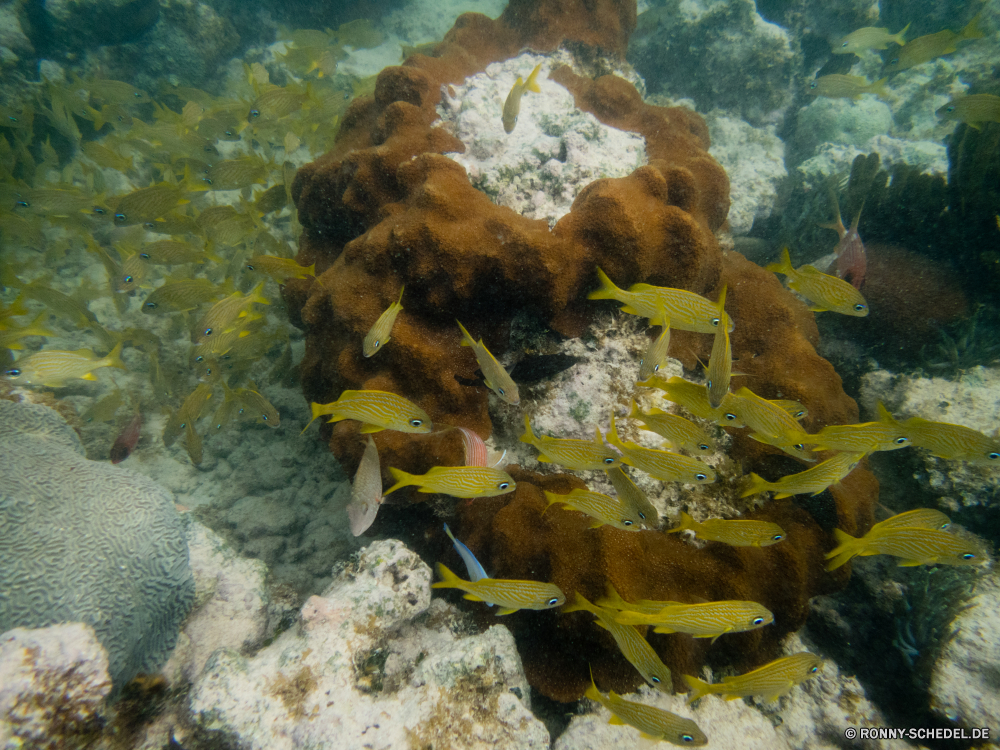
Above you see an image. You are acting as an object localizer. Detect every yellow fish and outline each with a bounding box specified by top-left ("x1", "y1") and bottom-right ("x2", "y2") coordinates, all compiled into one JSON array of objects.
[
  {"x1": 0, "y1": 313, "x2": 55, "y2": 351},
  {"x1": 589, "y1": 268, "x2": 734, "y2": 333},
  {"x1": 249, "y1": 83, "x2": 314, "y2": 121},
  {"x1": 595, "y1": 584, "x2": 683, "y2": 616},
  {"x1": 544, "y1": 489, "x2": 640, "y2": 531},
  {"x1": 615, "y1": 600, "x2": 774, "y2": 641},
  {"x1": 884, "y1": 14, "x2": 983, "y2": 73},
  {"x1": 936, "y1": 94, "x2": 1000, "y2": 129},
  {"x1": 502, "y1": 63, "x2": 542, "y2": 134},
  {"x1": 142, "y1": 278, "x2": 223, "y2": 314},
  {"x1": 386, "y1": 466, "x2": 515, "y2": 498},
  {"x1": 107, "y1": 183, "x2": 188, "y2": 226},
  {"x1": 605, "y1": 466, "x2": 659, "y2": 526},
  {"x1": 193, "y1": 282, "x2": 269, "y2": 343},
  {"x1": 666, "y1": 511, "x2": 786, "y2": 547},
  {"x1": 767, "y1": 247, "x2": 869, "y2": 316},
  {"x1": 607, "y1": 413, "x2": 715, "y2": 485},
  {"x1": 184, "y1": 421, "x2": 203, "y2": 465},
  {"x1": 432, "y1": 563, "x2": 564, "y2": 615},
  {"x1": 244, "y1": 254, "x2": 316, "y2": 282},
  {"x1": 637, "y1": 309, "x2": 671, "y2": 381},
  {"x1": 363, "y1": 286, "x2": 404, "y2": 357},
  {"x1": 3, "y1": 342, "x2": 126, "y2": 387},
  {"x1": 81, "y1": 389, "x2": 124, "y2": 423},
  {"x1": 870, "y1": 508, "x2": 951, "y2": 534},
  {"x1": 520, "y1": 414, "x2": 621, "y2": 470},
  {"x1": 684, "y1": 653, "x2": 822, "y2": 704},
  {"x1": 231, "y1": 386, "x2": 280, "y2": 427},
  {"x1": 562, "y1": 594, "x2": 673, "y2": 690},
  {"x1": 805, "y1": 403, "x2": 911, "y2": 454},
  {"x1": 901, "y1": 416, "x2": 1000, "y2": 465},
  {"x1": 80, "y1": 140, "x2": 133, "y2": 172},
  {"x1": 726, "y1": 386, "x2": 812, "y2": 446},
  {"x1": 833, "y1": 24, "x2": 910, "y2": 54},
  {"x1": 347, "y1": 436, "x2": 384, "y2": 537},
  {"x1": 585, "y1": 668, "x2": 707, "y2": 746},
  {"x1": 304, "y1": 390, "x2": 432, "y2": 434},
  {"x1": 742, "y1": 450, "x2": 866, "y2": 499},
  {"x1": 825, "y1": 526, "x2": 988, "y2": 570},
  {"x1": 164, "y1": 382, "x2": 214, "y2": 447},
  {"x1": 114, "y1": 252, "x2": 149, "y2": 295},
  {"x1": 639, "y1": 375, "x2": 744, "y2": 428},
  {"x1": 140, "y1": 240, "x2": 214, "y2": 265},
  {"x1": 807, "y1": 75, "x2": 889, "y2": 100},
  {"x1": 705, "y1": 285, "x2": 731, "y2": 409},
  {"x1": 457, "y1": 320, "x2": 519, "y2": 405}
]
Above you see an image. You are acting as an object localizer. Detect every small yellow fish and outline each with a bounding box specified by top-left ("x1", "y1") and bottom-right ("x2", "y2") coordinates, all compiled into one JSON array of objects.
[
  {"x1": 347, "y1": 435, "x2": 384, "y2": 536},
  {"x1": 589, "y1": 268, "x2": 734, "y2": 333},
  {"x1": 742, "y1": 450, "x2": 866, "y2": 499},
  {"x1": 585, "y1": 668, "x2": 707, "y2": 746},
  {"x1": 254, "y1": 184, "x2": 289, "y2": 215},
  {"x1": 767, "y1": 247, "x2": 869, "y2": 316},
  {"x1": 639, "y1": 375, "x2": 744, "y2": 428},
  {"x1": 666, "y1": 511, "x2": 786, "y2": 547},
  {"x1": 825, "y1": 526, "x2": 988, "y2": 570},
  {"x1": 114, "y1": 253, "x2": 149, "y2": 295},
  {"x1": 80, "y1": 140, "x2": 134, "y2": 172},
  {"x1": 81, "y1": 389, "x2": 124, "y2": 423},
  {"x1": 231, "y1": 386, "x2": 280, "y2": 427},
  {"x1": 432, "y1": 562, "x2": 564, "y2": 615},
  {"x1": 544, "y1": 489, "x2": 640, "y2": 531},
  {"x1": 249, "y1": 83, "x2": 314, "y2": 121},
  {"x1": 305, "y1": 389, "x2": 432, "y2": 434},
  {"x1": 107, "y1": 183, "x2": 189, "y2": 226},
  {"x1": 884, "y1": 14, "x2": 983, "y2": 73},
  {"x1": 684, "y1": 653, "x2": 822, "y2": 704},
  {"x1": 244, "y1": 254, "x2": 316, "y2": 282},
  {"x1": 562, "y1": 594, "x2": 672, "y2": 690},
  {"x1": 143, "y1": 278, "x2": 224, "y2": 314},
  {"x1": 637, "y1": 309, "x2": 671, "y2": 381},
  {"x1": 163, "y1": 382, "x2": 214, "y2": 447},
  {"x1": 386, "y1": 466, "x2": 515, "y2": 498},
  {"x1": 3, "y1": 342, "x2": 126, "y2": 387},
  {"x1": 705, "y1": 285, "x2": 731, "y2": 409},
  {"x1": 870, "y1": 508, "x2": 951, "y2": 534},
  {"x1": 833, "y1": 23, "x2": 910, "y2": 54},
  {"x1": 76, "y1": 76, "x2": 151, "y2": 105},
  {"x1": 140, "y1": 240, "x2": 214, "y2": 265},
  {"x1": 807, "y1": 75, "x2": 889, "y2": 100},
  {"x1": 457, "y1": 320, "x2": 519, "y2": 405},
  {"x1": 502, "y1": 63, "x2": 542, "y2": 133},
  {"x1": 193, "y1": 282, "x2": 269, "y2": 343},
  {"x1": 615, "y1": 600, "x2": 774, "y2": 640},
  {"x1": 520, "y1": 414, "x2": 621, "y2": 471},
  {"x1": 607, "y1": 413, "x2": 715, "y2": 485},
  {"x1": 726, "y1": 387, "x2": 811, "y2": 446},
  {"x1": 805, "y1": 403, "x2": 911, "y2": 454},
  {"x1": 605, "y1": 466, "x2": 659, "y2": 526},
  {"x1": 363, "y1": 286, "x2": 404, "y2": 357},
  {"x1": 14, "y1": 186, "x2": 95, "y2": 216},
  {"x1": 628, "y1": 400, "x2": 715, "y2": 455},
  {"x1": 900, "y1": 416, "x2": 1000, "y2": 465},
  {"x1": 936, "y1": 94, "x2": 1000, "y2": 129}
]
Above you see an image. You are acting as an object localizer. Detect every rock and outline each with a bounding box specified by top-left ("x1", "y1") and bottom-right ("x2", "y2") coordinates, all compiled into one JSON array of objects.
[
  {"x1": 0, "y1": 399, "x2": 194, "y2": 690},
  {"x1": 793, "y1": 97, "x2": 893, "y2": 155},
  {"x1": 0, "y1": 623, "x2": 112, "y2": 750},
  {"x1": 43, "y1": 0, "x2": 160, "y2": 48},
  {"x1": 182, "y1": 539, "x2": 548, "y2": 749}
]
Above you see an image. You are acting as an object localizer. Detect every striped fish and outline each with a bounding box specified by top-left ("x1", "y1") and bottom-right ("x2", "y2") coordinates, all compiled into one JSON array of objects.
[
  {"x1": 804, "y1": 403, "x2": 910, "y2": 453},
  {"x1": 347, "y1": 436, "x2": 383, "y2": 536},
  {"x1": 638, "y1": 375, "x2": 745, "y2": 428},
  {"x1": 628, "y1": 400, "x2": 714, "y2": 455},
  {"x1": 666, "y1": 511, "x2": 786, "y2": 547},
  {"x1": 142, "y1": 278, "x2": 222, "y2": 314},
  {"x1": 595, "y1": 583, "x2": 683, "y2": 616},
  {"x1": 192, "y1": 282, "x2": 269, "y2": 343},
  {"x1": 585, "y1": 668, "x2": 707, "y2": 746},
  {"x1": 825, "y1": 526, "x2": 988, "y2": 570},
  {"x1": 901, "y1": 416, "x2": 1000, "y2": 465},
  {"x1": 304, "y1": 390, "x2": 432, "y2": 434},
  {"x1": 562, "y1": 593, "x2": 672, "y2": 690},
  {"x1": 607, "y1": 413, "x2": 715, "y2": 485},
  {"x1": 520, "y1": 415, "x2": 621, "y2": 471},
  {"x1": 869, "y1": 508, "x2": 951, "y2": 533},
  {"x1": 432, "y1": 562, "x2": 564, "y2": 615},
  {"x1": 705, "y1": 286, "x2": 732, "y2": 409},
  {"x1": 3, "y1": 342, "x2": 126, "y2": 387},
  {"x1": 726, "y1": 387, "x2": 810, "y2": 445},
  {"x1": 457, "y1": 319, "x2": 519, "y2": 405},
  {"x1": 684, "y1": 652, "x2": 822, "y2": 703},
  {"x1": 772, "y1": 400, "x2": 809, "y2": 420},
  {"x1": 741, "y1": 450, "x2": 865, "y2": 499},
  {"x1": 615, "y1": 600, "x2": 774, "y2": 641},
  {"x1": 385, "y1": 466, "x2": 515, "y2": 498},
  {"x1": 363, "y1": 286, "x2": 404, "y2": 357},
  {"x1": 588, "y1": 267, "x2": 734, "y2": 334},
  {"x1": 637, "y1": 310, "x2": 671, "y2": 381},
  {"x1": 457, "y1": 426, "x2": 489, "y2": 467},
  {"x1": 748, "y1": 430, "x2": 819, "y2": 462},
  {"x1": 767, "y1": 247, "x2": 869, "y2": 315},
  {"x1": 543, "y1": 489, "x2": 641, "y2": 531},
  {"x1": 164, "y1": 382, "x2": 214, "y2": 447},
  {"x1": 605, "y1": 466, "x2": 658, "y2": 526}
]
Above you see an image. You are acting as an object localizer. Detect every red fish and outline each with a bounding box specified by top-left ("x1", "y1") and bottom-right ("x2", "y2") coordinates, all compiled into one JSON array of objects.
[
  {"x1": 110, "y1": 413, "x2": 141, "y2": 463},
  {"x1": 822, "y1": 197, "x2": 867, "y2": 289}
]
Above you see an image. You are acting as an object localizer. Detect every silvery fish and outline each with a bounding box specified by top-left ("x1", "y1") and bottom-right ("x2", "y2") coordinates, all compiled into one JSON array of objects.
[
  {"x1": 304, "y1": 389, "x2": 432, "y2": 434},
  {"x1": 767, "y1": 248, "x2": 868, "y2": 315},
  {"x1": 347, "y1": 436, "x2": 384, "y2": 536},
  {"x1": 900, "y1": 416, "x2": 1000, "y2": 465},
  {"x1": 637, "y1": 309, "x2": 671, "y2": 381},
  {"x1": 543, "y1": 489, "x2": 641, "y2": 531},
  {"x1": 742, "y1": 451, "x2": 866, "y2": 499},
  {"x1": 615, "y1": 600, "x2": 774, "y2": 641},
  {"x1": 520, "y1": 414, "x2": 621, "y2": 471},
  {"x1": 705, "y1": 285, "x2": 732, "y2": 409},
  {"x1": 833, "y1": 24, "x2": 909, "y2": 54},
  {"x1": 684, "y1": 653, "x2": 822, "y2": 703},
  {"x1": 607, "y1": 413, "x2": 715, "y2": 485},
  {"x1": 605, "y1": 466, "x2": 658, "y2": 526},
  {"x1": 363, "y1": 286, "x2": 404, "y2": 357},
  {"x1": 443, "y1": 523, "x2": 489, "y2": 583},
  {"x1": 3, "y1": 342, "x2": 126, "y2": 387},
  {"x1": 666, "y1": 511, "x2": 786, "y2": 547},
  {"x1": 502, "y1": 63, "x2": 542, "y2": 133},
  {"x1": 432, "y1": 563, "x2": 564, "y2": 615},
  {"x1": 585, "y1": 669, "x2": 707, "y2": 746},
  {"x1": 825, "y1": 526, "x2": 988, "y2": 570},
  {"x1": 385, "y1": 466, "x2": 515, "y2": 498},
  {"x1": 457, "y1": 319, "x2": 519, "y2": 405}
]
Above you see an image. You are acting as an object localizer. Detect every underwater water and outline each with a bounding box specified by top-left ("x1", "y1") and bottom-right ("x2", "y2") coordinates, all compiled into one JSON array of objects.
[{"x1": 1, "y1": 0, "x2": 999, "y2": 747}]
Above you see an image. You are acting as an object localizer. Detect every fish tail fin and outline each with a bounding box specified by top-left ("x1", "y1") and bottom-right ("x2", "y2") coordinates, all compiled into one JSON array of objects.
[
  {"x1": 456, "y1": 319, "x2": 475, "y2": 347},
  {"x1": 524, "y1": 63, "x2": 543, "y2": 94},
  {"x1": 587, "y1": 267, "x2": 623, "y2": 301},
  {"x1": 765, "y1": 247, "x2": 795, "y2": 277},
  {"x1": 683, "y1": 674, "x2": 716, "y2": 704},
  {"x1": 86, "y1": 105, "x2": 107, "y2": 130},
  {"x1": 104, "y1": 341, "x2": 127, "y2": 371},
  {"x1": 869, "y1": 77, "x2": 890, "y2": 100},
  {"x1": 666, "y1": 510, "x2": 695, "y2": 534},
  {"x1": 824, "y1": 528, "x2": 861, "y2": 570},
  {"x1": 431, "y1": 562, "x2": 464, "y2": 589},
  {"x1": 960, "y1": 12, "x2": 984, "y2": 40},
  {"x1": 606, "y1": 411, "x2": 625, "y2": 451},
  {"x1": 396, "y1": 284, "x2": 405, "y2": 306},
  {"x1": 385, "y1": 467, "x2": 417, "y2": 495},
  {"x1": 892, "y1": 22, "x2": 911, "y2": 46},
  {"x1": 740, "y1": 473, "x2": 771, "y2": 498},
  {"x1": 561, "y1": 591, "x2": 597, "y2": 615},
  {"x1": 519, "y1": 413, "x2": 536, "y2": 445},
  {"x1": 584, "y1": 666, "x2": 603, "y2": 703},
  {"x1": 715, "y1": 284, "x2": 728, "y2": 316},
  {"x1": 542, "y1": 491, "x2": 564, "y2": 515},
  {"x1": 628, "y1": 399, "x2": 641, "y2": 421},
  {"x1": 249, "y1": 280, "x2": 270, "y2": 307}
]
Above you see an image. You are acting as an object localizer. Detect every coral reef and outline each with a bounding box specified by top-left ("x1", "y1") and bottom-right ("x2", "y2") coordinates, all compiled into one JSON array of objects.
[{"x1": 0, "y1": 400, "x2": 194, "y2": 689}]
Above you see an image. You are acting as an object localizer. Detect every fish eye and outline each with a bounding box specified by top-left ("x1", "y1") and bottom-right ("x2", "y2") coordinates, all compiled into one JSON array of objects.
[
  {"x1": 710, "y1": 317, "x2": 720, "y2": 326},
  {"x1": 140, "y1": 252, "x2": 150, "y2": 259},
  {"x1": 706, "y1": 379, "x2": 713, "y2": 389},
  {"x1": 123, "y1": 275, "x2": 133, "y2": 284},
  {"x1": 93, "y1": 206, "x2": 106, "y2": 215},
  {"x1": 699, "y1": 444, "x2": 710, "y2": 451},
  {"x1": 946, "y1": 105, "x2": 955, "y2": 113},
  {"x1": 962, "y1": 552, "x2": 977, "y2": 560},
  {"x1": 114, "y1": 213, "x2": 127, "y2": 224},
  {"x1": 410, "y1": 419, "x2": 423, "y2": 427},
  {"x1": 603, "y1": 457, "x2": 615, "y2": 464},
  {"x1": 133, "y1": 91, "x2": 141, "y2": 98},
  {"x1": 809, "y1": 81, "x2": 817, "y2": 89},
  {"x1": 724, "y1": 413, "x2": 737, "y2": 421},
  {"x1": 203, "y1": 178, "x2": 213, "y2": 185},
  {"x1": 5, "y1": 368, "x2": 20, "y2": 377},
  {"x1": 498, "y1": 482, "x2": 510, "y2": 490},
  {"x1": 653, "y1": 364, "x2": 660, "y2": 372},
  {"x1": 261, "y1": 414, "x2": 268, "y2": 420},
  {"x1": 547, "y1": 597, "x2": 559, "y2": 606},
  {"x1": 203, "y1": 328, "x2": 213, "y2": 336},
  {"x1": 143, "y1": 222, "x2": 156, "y2": 229},
  {"x1": 145, "y1": 302, "x2": 156, "y2": 309},
  {"x1": 752, "y1": 617, "x2": 765, "y2": 625},
  {"x1": 623, "y1": 519, "x2": 633, "y2": 526},
  {"x1": 773, "y1": 534, "x2": 784, "y2": 541},
  {"x1": 195, "y1": 355, "x2": 204, "y2": 362},
  {"x1": 894, "y1": 437, "x2": 909, "y2": 444},
  {"x1": 695, "y1": 473, "x2": 707, "y2": 481},
  {"x1": 246, "y1": 264, "x2": 255, "y2": 271},
  {"x1": 841, "y1": 42, "x2": 848, "y2": 48},
  {"x1": 498, "y1": 387, "x2": 505, "y2": 395},
  {"x1": 890, "y1": 58, "x2": 898, "y2": 65},
  {"x1": 639, "y1": 358, "x2": 644, "y2": 366},
  {"x1": 795, "y1": 410, "x2": 805, "y2": 418},
  {"x1": 988, "y1": 452, "x2": 999, "y2": 461},
  {"x1": 638, "y1": 511, "x2": 646, "y2": 520},
  {"x1": 250, "y1": 108, "x2": 260, "y2": 118},
  {"x1": 373, "y1": 340, "x2": 380, "y2": 348},
  {"x1": 794, "y1": 444, "x2": 804, "y2": 451},
  {"x1": 180, "y1": 422, "x2": 187, "y2": 429},
  {"x1": 651, "y1": 676, "x2": 660, "y2": 683},
  {"x1": 15, "y1": 200, "x2": 28, "y2": 208},
  {"x1": 238, "y1": 407, "x2": 245, "y2": 415},
  {"x1": 810, "y1": 666, "x2": 818, "y2": 673},
  {"x1": 854, "y1": 304, "x2": 867, "y2": 312},
  {"x1": 681, "y1": 735, "x2": 694, "y2": 744}
]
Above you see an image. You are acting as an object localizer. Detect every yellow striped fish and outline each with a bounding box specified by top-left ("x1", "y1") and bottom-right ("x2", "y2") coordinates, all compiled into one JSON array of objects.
[
  {"x1": 705, "y1": 286, "x2": 732, "y2": 408},
  {"x1": 607, "y1": 413, "x2": 715, "y2": 485},
  {"x1": 193, "y1": 282, "x2": 269, "y2": 343},
  {"x1": 432, "y1": 563, "x2": 564, "y2": 615},
  {"x1": 520, "y1": 415, "x2": 621, "y2": 470},
  {"x1": 595, "y1": 583, "x2": 683, "y2": 616},
  {"x1": 588, "y1": 268, "x2": 734, "y2": 333},
  {"x1": 747, "y1": 430, "x2": 819, "y2": 462},
  {"x1": 347, "y1": 436, "x2": 384, "y2": 536},
  {"x1": 385, "y1": 466, "x2": 515, "y2": 498},
  {"x1": 615, "y1": 600, "x2": 774, "y2": 641},
  {"x1": 900, "y1": 416, "x2": 1000, "y2": 465},
  {"x1": 726, "y1": 387, "x2": 810, "y2": 445},
  {"x1": 767, "y1": 247, "x2": 869, "y2": 316},
  {"x1": 628, "y1": 401, "x2": 714, "y2": 455},
  {"x1": 363, "y1": 286, "x2": 404, "y2": 357},
  {"x1": 108, "y1": 182, "x2": 188, "y2": 226},
  {"x1": 142, "y1": 278, "x2": 223, "y2": 314},
  {"x1": 605, "y1": 466, "x2": 658, "y2": 526},
  {"x1": 666, "y1": 511, "x2": 786, "y2": 547},
  {"x1": 825, "y1": 526, "x2": 988, "y2": 570},
  {"x1": 562, "y1": 593, "x2": 672, "y2": 690},
  {"x1": 585, "y1": 668, "x2": 707, "y2": 746},
  {"x1": 244, "y1": 255, "x2": 316, "y2": 282},
  {"x1": 544, "y1": 489, "x2": 640, "y2": 531},
  {"x1": 684, "y1": 653, "x2": 822, "y2": 703},
  {"x1": 164, "y1": 382, "x2": 214, "y2": 447},
  {"x1": 805, "y1": 403, "x2": 911, "y2": 453},
  {"x1": 638, "y1": 375, "x2": 745, "y2": 428},
  {"x1": 304, "y1": 390, "x2": 432, "y2": 434},
  {"x1": 457, "y1": 320, "x2": 519, "y2": 405},
  {"x1": 3, "y1": 342, "x2": 126, "y2": 387},
  {"x1": 231, "y1": 386, "x2": 279, "y2": 427},
  {"x1": 870, "y1": 508, "x2": 951, "y2": 533},
  {"x1": 637, "y1": 309, "x2": 671, "y2": 381},
  {"x1": 742, "y1": 450, "x2": 864, "y2": 499}
]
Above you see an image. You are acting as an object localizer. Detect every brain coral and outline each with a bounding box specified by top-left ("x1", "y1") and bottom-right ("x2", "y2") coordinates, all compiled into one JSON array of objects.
[{"x1": 0, "y1": 400, "x2": 194, "y2": 690}]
